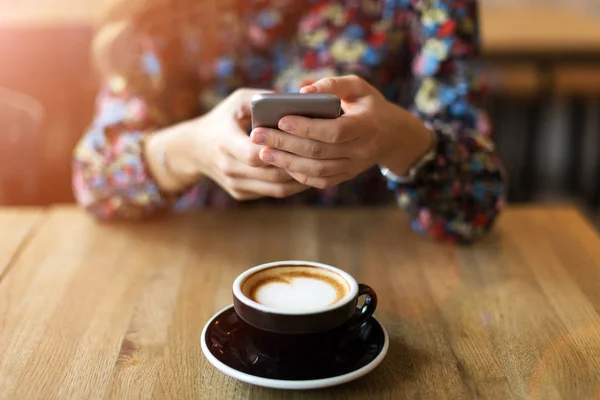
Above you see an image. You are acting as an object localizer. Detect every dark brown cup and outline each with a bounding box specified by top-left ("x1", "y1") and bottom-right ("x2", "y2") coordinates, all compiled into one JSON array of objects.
[{"x1": 232, "y1": 261, "x2": 377, "y2": 361}]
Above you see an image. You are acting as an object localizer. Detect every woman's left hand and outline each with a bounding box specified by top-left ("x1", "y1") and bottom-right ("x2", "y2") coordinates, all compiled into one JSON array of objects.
[{"x1": 250, "y1": 75, "x2": 434, "y2": 189}]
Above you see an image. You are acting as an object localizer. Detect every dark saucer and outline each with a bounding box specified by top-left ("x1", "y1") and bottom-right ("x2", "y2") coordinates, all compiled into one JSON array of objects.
[{"x1": 201, "y1": 305, "x2": 389, "y2": 389}]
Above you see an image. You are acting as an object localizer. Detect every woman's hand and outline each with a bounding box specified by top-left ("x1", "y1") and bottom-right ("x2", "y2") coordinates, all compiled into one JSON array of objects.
[
  {"x1": 145, "y1": 89, "x2": 309, "y2": 200},
  {"x1": 249, "y1": 75, "x2": 435, "y2": 189}
]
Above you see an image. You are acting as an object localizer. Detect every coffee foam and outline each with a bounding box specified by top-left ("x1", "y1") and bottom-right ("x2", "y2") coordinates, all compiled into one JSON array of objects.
[{"x1": 241, "y1": 265, "x2": 350, "y2": 312}]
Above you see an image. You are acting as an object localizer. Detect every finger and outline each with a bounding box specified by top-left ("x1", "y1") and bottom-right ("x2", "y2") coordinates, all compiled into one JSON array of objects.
[
  {"x1": 277, "y1": 115, "x2": 360, "y2": 144},
  {"x1": 246, "y1": 166, "x2": 293, "y2": 183},
  {"x1": 227, "y1": 188, "x2": 263, "y2": 202},
  {"x1": 287, "y1": 171, "x2": 348, "y2": 190},
  {"x1": 231, "y1": 178, "x2": 308, "y2": 199},
  {"x1": 219, "y1": 155, "x2": 293, "y2": 183},
  {"x1": 232, "y1": 88, "x2": 274, "y2": 119},
  {"x1": 234, "y1": 103, "x2": 251, "y2": 121},
  {"x1": 259, "y1": 147, "x2": 351, "y2": 177},
  {"x1": 251, "y1": 128, "x2": 348, "y2": 159},
  {"x1": 235, "y1": 88, "x2": 275, "y2": 101},
  {"x1": 223, "y1": 131, "x2": 267, "y2": 167},
  {"x1": 299, "y1": 75, "x2": 370, "y2": 101}
]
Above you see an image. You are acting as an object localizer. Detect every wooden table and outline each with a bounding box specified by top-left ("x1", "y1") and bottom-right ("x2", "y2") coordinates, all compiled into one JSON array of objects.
[{"x1": 0, "y1": 206, "x2": 599, "y2": 399}]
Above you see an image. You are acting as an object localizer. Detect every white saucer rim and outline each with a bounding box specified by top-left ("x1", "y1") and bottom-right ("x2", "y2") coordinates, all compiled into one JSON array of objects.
[{"x1": 200, "y1": 304, "x2": 389, "y2": 390}]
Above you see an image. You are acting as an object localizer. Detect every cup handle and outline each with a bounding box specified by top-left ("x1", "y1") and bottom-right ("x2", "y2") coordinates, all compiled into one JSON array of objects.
[{"x1": 345, "y1": 283, "x2": 378, "y2": 331}]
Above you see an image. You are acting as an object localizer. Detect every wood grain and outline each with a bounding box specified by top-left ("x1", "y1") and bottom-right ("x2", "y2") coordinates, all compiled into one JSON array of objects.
[
  {"x1": 0, "y1": 205, "x2": 599, "y2": 399},
  {"x1": 0, "y1": 208, "x2": 44, "y2": 277}
]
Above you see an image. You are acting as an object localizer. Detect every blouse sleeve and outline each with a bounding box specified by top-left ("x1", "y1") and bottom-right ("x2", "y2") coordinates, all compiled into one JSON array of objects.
[
  {"x1": 386, "y1": 0, "x2": 506, "y2": 244},
  {"x1": 72, "y1": 43, "x2": 203, "y2": 219}
]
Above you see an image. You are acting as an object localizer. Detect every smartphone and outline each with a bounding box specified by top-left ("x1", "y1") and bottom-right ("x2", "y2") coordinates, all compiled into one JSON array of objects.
[{"x1": 251, "y1": 93, "x2": 341, "y2": 130}]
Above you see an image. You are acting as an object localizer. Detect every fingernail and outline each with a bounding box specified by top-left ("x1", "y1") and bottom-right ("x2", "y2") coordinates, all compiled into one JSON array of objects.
[
  {"x1": 260, "y1": 150, "x2": 274, "y2": 163},
  {"x1": 300, "y1": 85, "x2": 317, "y2": 94},
  {"x1": 252, "y1": 130, "x2": 266, "y2": 144},
  {"x1": 279, "y1": 119, "x2": 293, "y2": 132}
]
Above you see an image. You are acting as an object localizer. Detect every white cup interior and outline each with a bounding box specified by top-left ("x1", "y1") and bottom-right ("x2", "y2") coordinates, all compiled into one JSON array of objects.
[{"x1": 233, "y1": 260, "x2": 359, "y2": 315}]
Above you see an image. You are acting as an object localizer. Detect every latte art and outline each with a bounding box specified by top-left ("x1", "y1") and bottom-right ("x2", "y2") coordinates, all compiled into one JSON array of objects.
[{"x1": 241, "y1": 266, "x2": 350, "y2": 312}]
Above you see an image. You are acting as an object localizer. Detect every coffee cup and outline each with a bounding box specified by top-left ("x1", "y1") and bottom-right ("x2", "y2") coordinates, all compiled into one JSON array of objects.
[{"x1": 232, "y1": 260, "x2": 377, "y2": 361}]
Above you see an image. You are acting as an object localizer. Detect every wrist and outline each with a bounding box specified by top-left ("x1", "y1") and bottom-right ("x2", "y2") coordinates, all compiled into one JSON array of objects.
[
  {"x1": 144, "y1": 120, "x2": 205, "y2": 194},
  {"x1": 377, "y1": 103, "x2": 436, "y2": 176}
]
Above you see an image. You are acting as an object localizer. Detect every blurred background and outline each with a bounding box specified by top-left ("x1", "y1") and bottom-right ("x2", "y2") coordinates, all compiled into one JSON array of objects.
[{"x1": 0, "y1": 0, "x2": 599, "y2": 224}]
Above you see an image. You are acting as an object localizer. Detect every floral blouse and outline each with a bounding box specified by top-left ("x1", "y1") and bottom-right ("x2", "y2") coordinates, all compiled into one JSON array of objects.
[{"x1": 73, "y1": 0, "x2": 505, "y2": 244}]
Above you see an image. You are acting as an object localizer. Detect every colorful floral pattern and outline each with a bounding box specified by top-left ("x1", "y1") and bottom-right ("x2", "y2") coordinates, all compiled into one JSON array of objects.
[{"x1": 73, "y1": 0, "x2": 505, "y2": 243}]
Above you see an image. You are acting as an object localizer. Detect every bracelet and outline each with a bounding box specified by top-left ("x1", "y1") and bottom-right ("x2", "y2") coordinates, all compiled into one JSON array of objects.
[{"x1": 380, "y1": 128, "x2": 438, "y2": 184}]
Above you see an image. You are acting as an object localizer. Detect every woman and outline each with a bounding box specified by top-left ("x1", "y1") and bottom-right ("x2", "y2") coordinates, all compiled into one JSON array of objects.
[{"x1": 73, "y1": 0, "x2": 505, "y2": 244}]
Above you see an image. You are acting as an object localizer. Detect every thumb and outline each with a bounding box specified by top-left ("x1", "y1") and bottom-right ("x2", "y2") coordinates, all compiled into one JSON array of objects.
[
  {"x1": 232, "y1": 88, "x2": 275, "y2": 120},
  {"x1": 299, "y1": 75, "x2": 371, "y2": 101},
  {"x1": 234, "y1": 103, "x2": 252, "y2": 121}
]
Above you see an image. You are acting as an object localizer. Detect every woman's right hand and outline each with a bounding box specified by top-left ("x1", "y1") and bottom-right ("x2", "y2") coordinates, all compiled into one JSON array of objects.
[{"x1": 145, "y1": 89, "x2": 310, "y2": 200}]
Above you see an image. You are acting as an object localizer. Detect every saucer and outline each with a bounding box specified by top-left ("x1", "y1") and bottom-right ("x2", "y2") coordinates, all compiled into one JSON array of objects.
[{"x1": 201, "y1": 305, "x2": 389, "y2": 390}]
